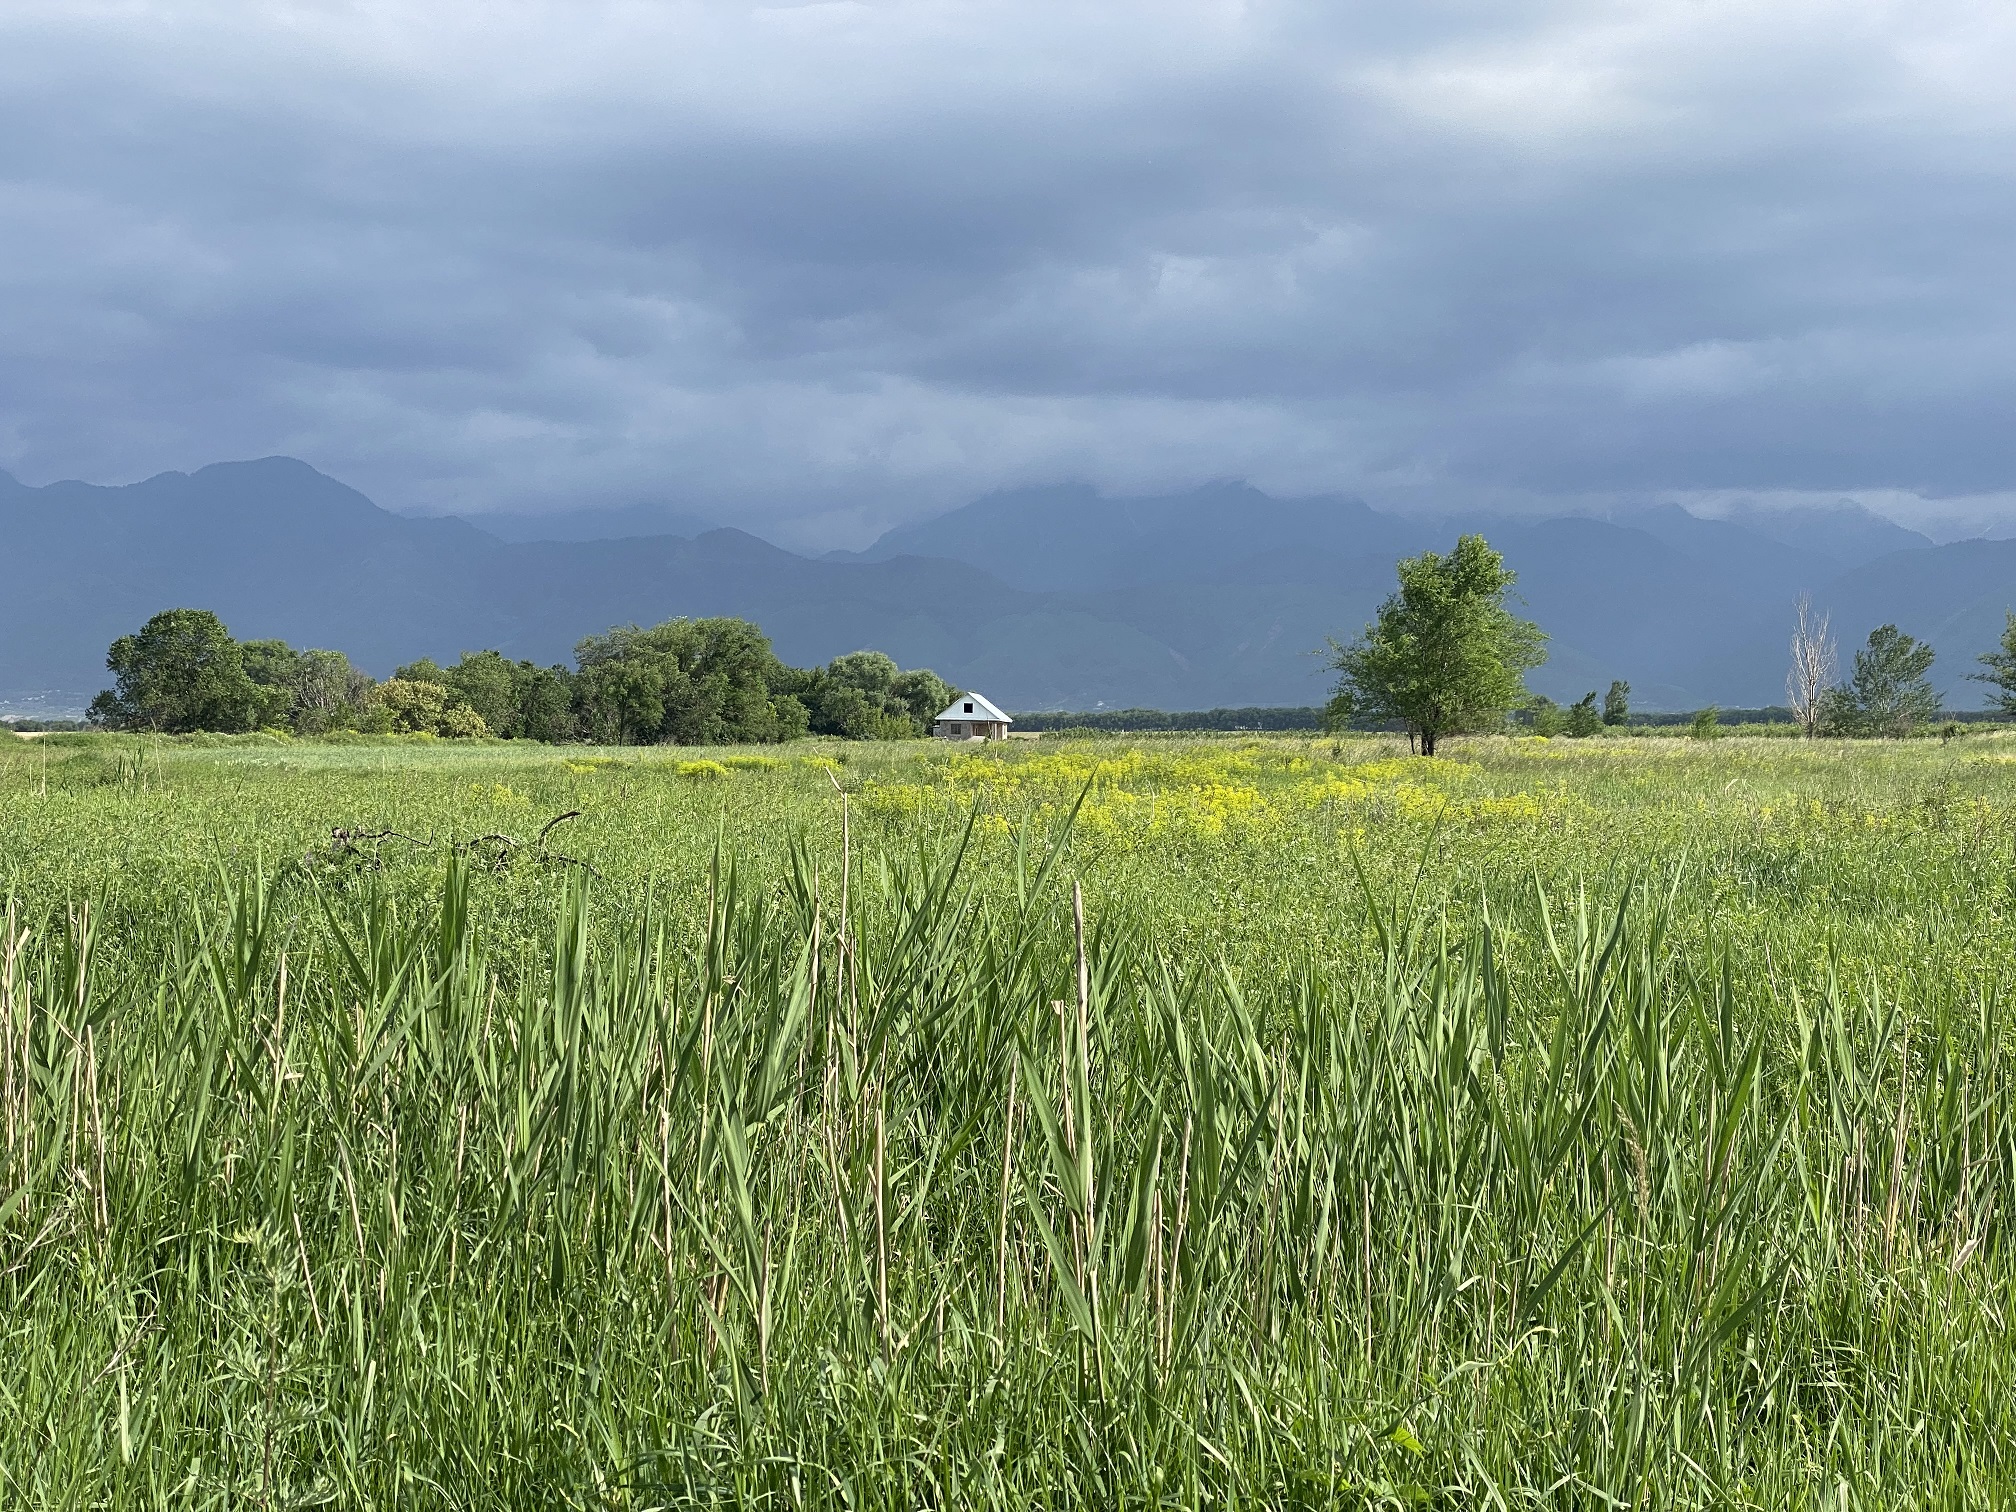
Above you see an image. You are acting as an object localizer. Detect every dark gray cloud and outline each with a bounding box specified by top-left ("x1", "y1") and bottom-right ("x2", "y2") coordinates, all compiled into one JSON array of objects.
[{"x1": 1, "y1": 0, "x2": 2012, "y2": 546}]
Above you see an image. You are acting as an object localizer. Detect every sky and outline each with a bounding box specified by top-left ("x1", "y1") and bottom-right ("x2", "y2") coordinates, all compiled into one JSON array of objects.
[{"x1": 2, "y1": 0, "x2": 2014, "y2": 549}]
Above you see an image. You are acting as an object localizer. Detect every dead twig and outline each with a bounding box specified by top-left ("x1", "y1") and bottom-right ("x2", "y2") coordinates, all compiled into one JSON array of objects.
[{"x1": 532, "y1": 810, "x2": 601, "y2": 879}]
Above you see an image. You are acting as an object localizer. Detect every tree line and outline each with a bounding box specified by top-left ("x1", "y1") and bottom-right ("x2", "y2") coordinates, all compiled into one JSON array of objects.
[
  {"x1": 77, "y1": 548, "x2": 2016, "y2": 749},
  {"x1": 1325, "y1": 535, "x2": 2016, "y2": 752},
  {"x1": 87, "y1": 608, "x2": 956, "y2": 742}
]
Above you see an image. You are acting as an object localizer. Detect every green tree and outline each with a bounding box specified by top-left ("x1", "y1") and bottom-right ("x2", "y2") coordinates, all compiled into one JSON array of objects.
[
  {"x1": 1969, "y1": 611, "x2": 2016, "y2": 717},
  {"x1": 572, "y1": 618, "x2": 806, "y2": 745},
  {"x1": 1526, "y1": 695, "x2": 1566, "y2": 737},
  {"x1": 1325, "y1": 535, "x2": 1547, "y2": 756},
  {"x1": 782, "y1": 650, "x2": 955, "y2": 739},
  {"x1": 1826, "y1": 624, "x2": 1940, "y2": 737},
  {"x1": 1565, "y1": 692, "x2": 1603, "y2": 738},
  {"x1": 369, "y1": 679, "x2": 491, "y2": 738},
  {"x1": 238, "y1": 638, "x2": 302, "y2": 728},
  {"x1": 1602, "y1": 680, "x2": 1630, "y2": 726},
  {"x1": 89, "y1": 609, "x2": 265, "y2": 733},
  {"x1": 1691, "y1": 706, "x2": 1721, "y2": 740},
  {"x1": 397, "y1": 651, "x2": 576, "y2": 741},
  {"x1": 291, "y1": 649, "x2": 374, "y2": 734}
]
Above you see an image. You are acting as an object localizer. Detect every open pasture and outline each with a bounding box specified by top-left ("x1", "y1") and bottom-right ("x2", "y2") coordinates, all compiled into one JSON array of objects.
[{"x1": 3, "y1": 731, "x2": 2016, "y2": 1507}]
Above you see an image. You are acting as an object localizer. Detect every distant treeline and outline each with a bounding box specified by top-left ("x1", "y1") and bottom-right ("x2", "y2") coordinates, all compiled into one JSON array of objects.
[
  {"x1": 1013, "y1": 706, "x2": 1326, "y2": 732},
  {"x1": 86, "y1": 609, "x2": 956, "y2": 743},
  {"x1": 1015, "y1": 703, "x2": 2014, "y2": 736},
  {"x1": 1622, "y1": 706, "x2": 1793, "y2": 726},
  {"x1": 1626, "y1": 707, "x2": 2007, "y2": 727},
  {"x1": 1015, "y1": 704, "x2": 1803, "y2": 734}
]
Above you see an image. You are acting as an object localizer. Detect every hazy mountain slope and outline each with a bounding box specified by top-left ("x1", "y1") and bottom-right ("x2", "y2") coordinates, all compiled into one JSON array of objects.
[
  {"x1": 0, "y1": 460, "x2": 1041, "y2": 693},
  {"x1": 449, "y1": 501, "x2": 722, "y2": 544},
  {"x1": 1479, "y1": 517, "x2": 1782, "y2": 702},
  {"x1": 0, "y1": 457, "x2": 508, "y2": 690},
  {"x1": 1683, "y1": 540, "x2": 2016, "y2": 706},
  {"x1": 846, "y1": 482, "x2": 1427, "y2": 591},
  {"x1": 486, "y1": 532, "x2": 1041, "y2": 673},
  {"x1": 5, "y1": 458, "x2": 2010, "y2": 714},
  {"x1": 1719, "y1": 500, "x2": 1934, "y2": 569}
]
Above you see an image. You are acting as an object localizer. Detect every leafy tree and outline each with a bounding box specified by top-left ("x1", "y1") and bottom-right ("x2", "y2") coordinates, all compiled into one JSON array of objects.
[
  {"x1": 1691, "y1": 706, "x2": 1721, "y2": 740},
  {"x1": 572, "y1": 618, "x2": 807, "y2": 745},
  {"x1": 291, "y1": 649, "x2": 374, "y2": 734},
  {"x1": 89, "y1": 609, "x2": 266, "y2": 733},
  {"x1": 1526, "y1": 695, "x2": 1566, "y2": 738},
  {"x1": 1565, "y1": 692, "x2": 1604, "y2": 738},
  {"x1": 1969, "y1": 612, "x2": 2016, "y2": 717},
  {"x1": 239, "y1": 638, "x2": 303, "y2": 728},
  {"x1": 398, "y1": 651, "x2": 576, "y2": 741},
  {"x1": 1825, "y1": 624, "x2": 1940, "y2": 737},
  {"x1": 370, "y1": 679, "x2": 490, "y2": 738},
  {"x1": 1325, "y1": 535, "x2": 1546, "y2": 756},
  {"x1": 1602, "y1": 680, "x2": 1630, "y2": 727},
  {"x1": 783, "y1": 650, "x2": 955, "y2": 739}
]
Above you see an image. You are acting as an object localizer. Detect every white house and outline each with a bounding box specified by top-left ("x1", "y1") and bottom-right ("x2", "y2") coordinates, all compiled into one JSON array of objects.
[{"x1": 933, "y1": 691, "x2": 1013, "y2": 741}]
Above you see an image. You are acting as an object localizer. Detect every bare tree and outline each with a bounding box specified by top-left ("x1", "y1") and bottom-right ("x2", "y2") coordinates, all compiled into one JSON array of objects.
[{"x1": 1787, "y1": 593, "x2": 1836, "y2": 737}]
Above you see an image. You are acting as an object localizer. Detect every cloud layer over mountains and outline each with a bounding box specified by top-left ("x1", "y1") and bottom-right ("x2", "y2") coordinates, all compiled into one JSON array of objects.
[{"x1": 3, "y1": 2, "x2": 2015, "y2": 544}]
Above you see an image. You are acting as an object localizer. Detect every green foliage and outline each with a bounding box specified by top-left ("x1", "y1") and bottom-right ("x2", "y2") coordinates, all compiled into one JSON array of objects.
[
  {"x1": 98, "y1": 609, "x2": 947, "y2": 745},
  {"x1": 572, "y1": 617, "x2": 806, "y2": 745},
  {"x1": 89, "y1": 608, "x2": 267, "y2": 733},
  {"x1": 1825, "y1": 624, "x2": 1941, "y2": 737},
  {"x1": 1564, "y1": 691, "x2": 1603, "y2": 738},
  {"x1": 1527, "y1": 694, "x2": 1566, "y2": 737},
  {"x1": 1691, "y1": 705, "x2": 1721, "y2": 739},
  {"x1": 398, "y1": 649, "x2": 576, "y2": 741},
  {"x1": 237, "y1": 637, "x2": 303, "y2": 728},
  {"x1": 1602, "y1": 678, "x2": 1630, "y2": 726},
  {"x1": 1327, "y1": 534, "x2": 1547, "y2": 755},
  {"x1": 783, "y1": 649, "x2": 954, "y2": 739},
  {"x1": 1970, "y1": 611, "x2": 2016, "y2": 717},
  {"x1": 288, "y1": 648, "x2": 375, "y2": 733},
  {"x1": 370, "y1": 677, "x2": 491, "y2": 737}
]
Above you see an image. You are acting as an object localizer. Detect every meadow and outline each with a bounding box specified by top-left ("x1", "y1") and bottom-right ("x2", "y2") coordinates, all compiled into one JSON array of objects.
[{"x1": 3, "y1": 728, "x2": 2016, "y2": 1507}]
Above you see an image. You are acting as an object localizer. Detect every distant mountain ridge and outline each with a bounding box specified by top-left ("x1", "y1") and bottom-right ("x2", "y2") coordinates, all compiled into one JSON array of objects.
[
  {"x1": 831, "y1": 482, "x2": 1425, "y2": 591},
  {"x1": 443, "y1": 500, "x2": 722, "y2": 544},
  {"x1": 2, "y1": 458, "x2": 2006, "y2": 715}
]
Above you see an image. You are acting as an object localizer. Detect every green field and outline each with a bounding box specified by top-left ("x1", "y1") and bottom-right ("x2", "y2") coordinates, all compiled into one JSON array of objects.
[{"x1": 5, "y1": 730, "x2": 2016, "y2": 1507}]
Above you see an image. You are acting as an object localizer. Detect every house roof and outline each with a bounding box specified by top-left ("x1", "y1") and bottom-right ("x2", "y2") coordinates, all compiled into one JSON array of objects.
[{"x1": 935, "y1": 691, "x2": 1013, "y2": 724}]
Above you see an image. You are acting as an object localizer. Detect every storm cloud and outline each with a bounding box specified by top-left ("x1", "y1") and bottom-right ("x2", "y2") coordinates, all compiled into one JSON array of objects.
[{"x1": 2, "y1": 0, "x2": 2012, "y2": 545}]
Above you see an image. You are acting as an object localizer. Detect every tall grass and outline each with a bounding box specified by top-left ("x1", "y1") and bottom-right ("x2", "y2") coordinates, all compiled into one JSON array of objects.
[{"x1": 5, "y1": 792, "x2": 2014, "y2": 1506}]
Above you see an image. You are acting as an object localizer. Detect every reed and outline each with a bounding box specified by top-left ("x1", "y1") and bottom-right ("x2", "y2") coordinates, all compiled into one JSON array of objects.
[{"x1": 4, "y1": 732, "x2": 2015, "y2": 1505}]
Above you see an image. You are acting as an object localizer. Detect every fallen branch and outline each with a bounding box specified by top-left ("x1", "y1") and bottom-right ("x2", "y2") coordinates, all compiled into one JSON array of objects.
[{"x1": 306, "y1": 812, "x2": 599, "y2": 879}]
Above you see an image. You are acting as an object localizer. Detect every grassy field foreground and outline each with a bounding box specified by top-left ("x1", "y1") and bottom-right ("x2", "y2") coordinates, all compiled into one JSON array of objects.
[{"x1": 4, "y1": 731, "x2": 2016, "y2": 1507}]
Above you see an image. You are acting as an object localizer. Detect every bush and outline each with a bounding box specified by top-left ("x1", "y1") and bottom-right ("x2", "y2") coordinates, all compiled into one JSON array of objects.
[{"x1": 372, "y1": 679, "x2": 493, "y2": 739}]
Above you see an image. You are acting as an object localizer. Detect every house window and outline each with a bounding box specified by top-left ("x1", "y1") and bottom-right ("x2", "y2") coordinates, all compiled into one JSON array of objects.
[{"x1": 963, "y1": 703, "x2": 974, "y2": 713}]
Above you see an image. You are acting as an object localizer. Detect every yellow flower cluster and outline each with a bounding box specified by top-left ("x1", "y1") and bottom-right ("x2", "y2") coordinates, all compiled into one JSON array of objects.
[
  {"x1": 865, "y1": 745, "x2": 1557, "y2": 847},
  {"x1": 471, "y1": 781, "x2": 532, "y2": 808}
]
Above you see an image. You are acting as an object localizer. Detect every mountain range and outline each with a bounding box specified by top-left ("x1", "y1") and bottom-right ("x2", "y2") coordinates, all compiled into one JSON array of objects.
[{"x1": 3, "y1": 457, "x2": 2010, "y2": 715}]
